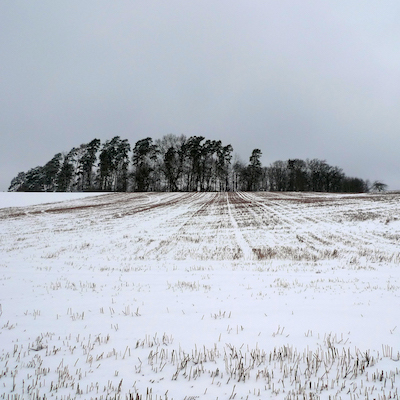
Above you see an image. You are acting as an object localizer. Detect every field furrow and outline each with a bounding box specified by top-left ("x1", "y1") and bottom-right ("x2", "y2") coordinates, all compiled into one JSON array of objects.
[{"x1": 0, "y1": 192, "x2": 399, "y2": 400}]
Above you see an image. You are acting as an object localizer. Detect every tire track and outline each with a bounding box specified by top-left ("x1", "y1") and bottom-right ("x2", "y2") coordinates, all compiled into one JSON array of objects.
[
  {"x1": 238, "y1": 192, "x2": 400, "y2": 261},
  {"x1": 226, "y1": 192, "x2": 254, "y2": 260}
]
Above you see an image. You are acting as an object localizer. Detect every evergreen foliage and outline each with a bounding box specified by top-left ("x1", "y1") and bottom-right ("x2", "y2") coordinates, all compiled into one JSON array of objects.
[{"x1": 8, "y1": 134, "x2": 374, "y2": 193}]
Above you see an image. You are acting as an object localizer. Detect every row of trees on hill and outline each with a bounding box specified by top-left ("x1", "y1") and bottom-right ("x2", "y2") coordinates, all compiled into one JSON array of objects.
[{"x1": 9, "y1": 134, "x2": 378, "y2": 193}]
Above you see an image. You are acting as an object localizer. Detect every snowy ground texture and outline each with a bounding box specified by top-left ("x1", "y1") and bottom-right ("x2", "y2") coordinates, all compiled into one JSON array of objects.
[{"x1": 0, "y1": 191, "x2": 399, "y2": 400}]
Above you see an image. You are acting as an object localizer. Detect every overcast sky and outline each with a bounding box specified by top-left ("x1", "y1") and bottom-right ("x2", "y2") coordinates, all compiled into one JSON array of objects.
[{"x1": 1, "y1": 1, "x2": 399, "y2": 191}]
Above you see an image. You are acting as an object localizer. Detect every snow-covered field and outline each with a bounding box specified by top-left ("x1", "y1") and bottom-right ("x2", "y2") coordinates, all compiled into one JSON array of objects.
[
  {"x1": 0, "y1": 192, "x2": 105, "y2": 208},
  {"x1": 0, "y1": 191, "x2": 399, "y2": 400}
]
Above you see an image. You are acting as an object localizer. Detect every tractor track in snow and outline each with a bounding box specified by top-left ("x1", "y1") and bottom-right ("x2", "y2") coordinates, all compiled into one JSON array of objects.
[{"x1": 1, "y1": 191, "x2": 399, "y2": 263}]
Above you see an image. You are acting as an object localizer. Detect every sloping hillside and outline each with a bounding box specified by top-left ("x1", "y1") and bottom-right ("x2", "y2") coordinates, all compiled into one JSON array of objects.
[{"x1": 0, "y1": 192, "x2": 399, "y2": 399}]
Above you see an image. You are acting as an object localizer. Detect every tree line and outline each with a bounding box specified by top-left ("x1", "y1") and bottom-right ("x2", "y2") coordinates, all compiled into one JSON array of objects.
[{"x1": 9, "y1": 134, "x2": 377, "y2": 193}]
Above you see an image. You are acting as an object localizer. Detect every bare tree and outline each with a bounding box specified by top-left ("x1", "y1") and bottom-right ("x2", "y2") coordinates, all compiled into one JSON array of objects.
[{"x1": 371, "y1": 180, "x2": 388, "y2": 192}]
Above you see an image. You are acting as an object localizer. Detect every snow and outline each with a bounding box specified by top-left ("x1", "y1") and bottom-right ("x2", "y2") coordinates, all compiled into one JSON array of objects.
[
  {"x1": 0, "y1": 192, "x2": 105, "y2": 208},
  {"x1": 0, "y1": 191, "x2": 399, "y2": 399}
]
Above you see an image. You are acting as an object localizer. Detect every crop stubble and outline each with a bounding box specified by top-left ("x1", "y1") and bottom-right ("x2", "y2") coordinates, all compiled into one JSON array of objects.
[{"x1": 0, "y1": 192, "x2": 399, "y2": 399}]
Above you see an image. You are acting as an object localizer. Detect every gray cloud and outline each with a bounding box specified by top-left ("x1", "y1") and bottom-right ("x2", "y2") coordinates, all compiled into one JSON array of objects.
[{"x1": 1, "y1": 0, "x2": 399, "y2": 190}]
